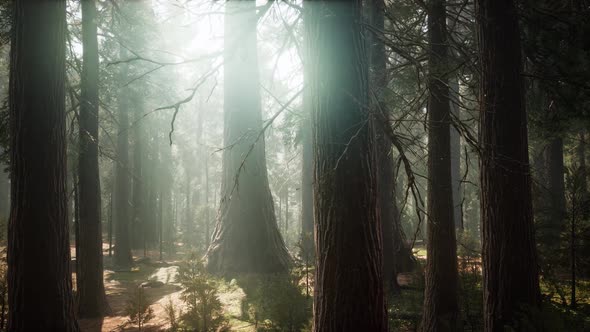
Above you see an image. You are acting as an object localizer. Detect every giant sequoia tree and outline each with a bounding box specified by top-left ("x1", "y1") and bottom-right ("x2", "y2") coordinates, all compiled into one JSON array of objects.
[
  {"x1": 308, "y1": 1, "x2": 387, "y2": 331},
  {"x1": 478, "y1": 0, "x2": 541, "y2": 329},
  {"x1": 77, "y1": 0, "x2": 108, "y2": 318},
  {"x1": 206, "y1": 0, "x2": 290, "y2": 274},
  {"x1": 8, "y1": 0, "x2": 79, "y2": 330},
  {"x1": 422, "y1": 0, "x2": 460, "y2": 330}
]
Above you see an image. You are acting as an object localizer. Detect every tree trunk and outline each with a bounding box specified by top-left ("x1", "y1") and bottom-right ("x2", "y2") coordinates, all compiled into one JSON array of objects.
[
  {"x1": 159, "y1": 190, "x2": 163, "y2": 261},
  {"x1": 132, "y1": 99, "x2": 144, "y2": 250},
  {"x1": 205, "y1": 153, "x2": 210, "y2": 248},
  {"x1": 300, "y1": 116, "x2": 314, "y2": 256},
  {"x1": 369, "y1": 0, "x2": 399, "y2": 295},
  {"x1": 422, "y1": 1, "x2": 460, "y2": 330},
  {"x1": 0, "y1": 154, "x2": 8, "y2": 223},
  {"x1": 109, "y1": 192, "x2": 113, "y2": 257},
  {"x1": 543, "y1": 137, "x2": 565, "y2": 249},
  {"x1": 308, "y1": 1, "x2": 388, "y2": 331},
  {"x1": 284, "y1": 180, "x2": 289, "y2": 235},
  {"x1": 368, "y1": 0, "x2": 416, "y2": 294},
  {"x1": 206, "y1": 0, "x2": 290, "y2": 275},
  {"x1": 577, "y1": 131, "x2": 587, "y2": 197},
  {"x1": 77, "y1": 0, "x2": 108, "y2": 318},
  {"x1": 7, "y1": 0, "x2": 79, "y2": 329},
  {"x1": 74, "y1": 176, "x2": 80, "y2": 289},
  {"x1": 570, "y1": 198, "x2": 576, "y2": 309},
  {"x1": 449, "y1": 77, "x2": 463, "y2": 231},
  {"x1": 300, "y1": 2, "x2": 313, "y2": 255},
  {"x1": 114, "y1": 47, "x2": 133, "y2": 269},
  {"x1": 478, "y1": 0, "x2": 541, "y2": 329},
  {"x1": 183, "y1": 166, "x2": 193, "y2": 247}
]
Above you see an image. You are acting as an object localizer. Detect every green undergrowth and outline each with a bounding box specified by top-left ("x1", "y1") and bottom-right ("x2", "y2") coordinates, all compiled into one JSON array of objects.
[{"x1": 235, "y1": 272, "x2": 312, "y2": 332}]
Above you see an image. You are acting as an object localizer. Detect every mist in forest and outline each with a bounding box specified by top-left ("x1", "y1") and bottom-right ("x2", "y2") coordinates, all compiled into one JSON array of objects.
[{"x1": 0, "y1": 0, "x2": 588, "y2": 331}]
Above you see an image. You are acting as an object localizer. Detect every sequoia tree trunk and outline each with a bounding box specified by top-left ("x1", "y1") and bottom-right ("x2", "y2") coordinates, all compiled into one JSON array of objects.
[
  {"x1": 421, "y1": 1, "x2": 460, "y2": 330},
  {"x1": 7, "y1": 0, "x2": 79, "y2": 330},
  {"x1": 206, "y1": 0, "x2": 290, "y2": 274},
  {"x1": 308, "y1": 1, "x2": 388, "y2": 331},
  {"x1": 478, "y1": 0, "x2": 542, "y2": 329},
  {"x1": 77, "y1": 0, "x2": 109, "y2": 318}
]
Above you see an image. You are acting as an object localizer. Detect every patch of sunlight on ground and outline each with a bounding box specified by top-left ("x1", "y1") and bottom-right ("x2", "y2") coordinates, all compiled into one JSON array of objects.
[
  {"x1": 149, "y1": 266, "x2": 179, "y2": 284},
  {"x1": 217, "y1": 279, "x2": 256, "y2": 331}
]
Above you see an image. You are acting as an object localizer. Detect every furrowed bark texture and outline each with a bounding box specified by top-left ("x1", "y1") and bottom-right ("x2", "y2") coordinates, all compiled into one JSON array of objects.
[
  {"x1": 8, "y1": 0, "x2": 79, "y2": 330},
  {"x1": 77, "y1": 0, "x2": 109, "y2": 318},
  {"x1": 206, "y1": 0, "x2": 290, "y2": 275},
  {"x1": 370, "y1": 0, "x2": 401, "y2": 294},
  {"x1": 422, "y1": 1, "x2": 460, "y2": 330},
  {"x1": 477, "y1": 0, "x2": 541, "y2": 329},
  {"x1": 308, "y1": 1, "x2": 388, "y2": 331}
]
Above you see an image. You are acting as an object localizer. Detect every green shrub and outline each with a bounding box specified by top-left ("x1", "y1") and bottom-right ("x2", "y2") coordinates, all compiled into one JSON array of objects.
[
  {"x1": 164, "y1": 298, "x2": 180, "y2": 332},
  {"x1": 176, "y1": 254, "x2": 228, "y2": 332},
  {"x1": 125, "y1": 286, "x2": 155, "y2": 331},
  {"x1": 240, "y1": 273, "x2": 311, "y2": 332}
]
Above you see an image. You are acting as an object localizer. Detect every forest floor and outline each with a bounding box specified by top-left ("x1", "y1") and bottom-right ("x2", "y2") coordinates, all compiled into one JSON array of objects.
[
  {"x1": 73, "y1": 244, "x2": 589, "y2": 331},
  {"x1": 76, "y1": 245, "x2": 257, "y2": 332},
  {"x1": 73, "y1": 244, "x2": 480, "y2": 332}
]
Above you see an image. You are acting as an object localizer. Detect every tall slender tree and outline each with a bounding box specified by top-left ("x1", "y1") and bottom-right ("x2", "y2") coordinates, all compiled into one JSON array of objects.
[
  {"x1": 77, "y1": 0, "x2": 109, "y2": 318},
  {"x1": 577, "y1": 132, "x2": 587, "y2": 196},
  {"x1": 421, "y1": 1, "x2": 460, "y2": 330},
  {"x1": 131, "y1": 94, "x2": 144, "y2": 250},
  {"x1": 308, "y1": 1, "x2": 387, "y2": 331},
  {"x1": 544, "y1": 133, "x2": 565, "y2": 249},
  {"x1": 449, "y1": 78, "x2": 462, "y2": 231},
  {"x1": 299, "y1": 117, "x2": 313, "y2": 254},
  {"x1": 0, "y1": 157, "x2": 7, "y2": 223},
  {"x1": 369, "y1": 0, "x2": 415, "y2": 294},
  {"x1": 7, "y1": 0, "x2": 79, "y2": 330},
  {"x1": 299, "y1": 0, "x2": 314, "y2": 258},
  {"x1": 478, "y1": 0, "x2": 541, "y2": 329},
  {"x1": 206, "y1": 0, "x2": 290, "y2": 274},
  {"x1": 369, "y1": 0, "x2": 396, "y2": 293},
  {"x1": 114, "y1": 46, "x2": 133, "y2": 269}
]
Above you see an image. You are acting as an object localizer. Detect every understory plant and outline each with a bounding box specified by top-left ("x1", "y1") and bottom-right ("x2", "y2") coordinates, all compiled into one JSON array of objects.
[
  {"x1": 176, "y1": 254, "x2": 228, "y2": 332},
  {"x1": 125, "y1": 285, "x2": 155, "y2": 331}
]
